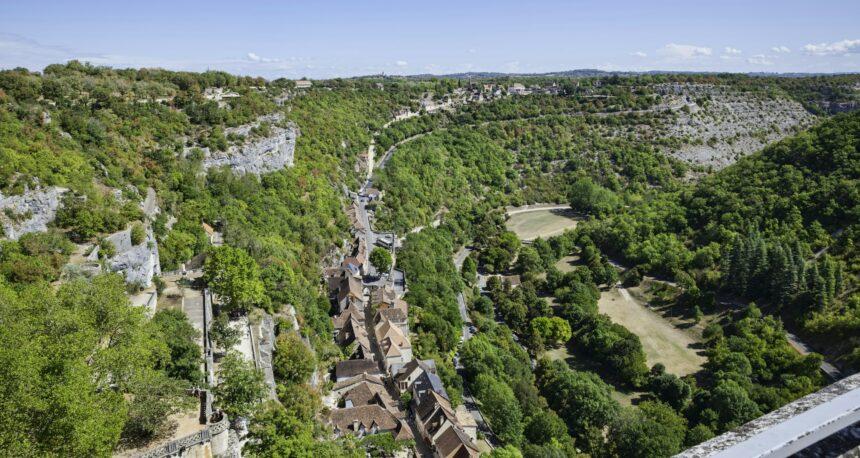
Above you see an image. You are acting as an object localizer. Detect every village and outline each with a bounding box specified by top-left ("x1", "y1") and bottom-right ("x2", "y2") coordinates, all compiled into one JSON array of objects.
[{"x1": 320, "y1": 182, "x2": 490, "y2": 457}]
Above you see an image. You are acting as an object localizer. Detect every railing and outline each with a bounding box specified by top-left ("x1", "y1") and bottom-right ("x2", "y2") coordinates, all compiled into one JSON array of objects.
[{"x1": 135, "y1": 415, "x2": 229, "y2": 458}]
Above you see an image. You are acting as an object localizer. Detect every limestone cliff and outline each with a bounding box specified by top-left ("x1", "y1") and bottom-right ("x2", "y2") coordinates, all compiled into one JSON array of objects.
[
  {"x1": 653, "y1": 83, "x2": 817, "y2": 168},
  {"x1": 0, "y1": 186, "x2": 67, "y2": 240},
  {"x1": 191, "y1": 113, "x2": 298, "y2": 175}
]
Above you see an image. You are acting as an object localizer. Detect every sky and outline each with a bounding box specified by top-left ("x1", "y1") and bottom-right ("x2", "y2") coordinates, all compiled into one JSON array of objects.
[{"x1": 1, "y1": 0, "x2": 859, "y2": 79}]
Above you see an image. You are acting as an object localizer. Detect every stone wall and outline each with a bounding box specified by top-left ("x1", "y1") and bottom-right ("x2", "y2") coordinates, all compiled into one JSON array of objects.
[
  {"x1": 0, "y1": 186, "x2": 67, "y2": 240},
  {"x1": 135, "y1": 414, "x2": 230, "y2": 458}
]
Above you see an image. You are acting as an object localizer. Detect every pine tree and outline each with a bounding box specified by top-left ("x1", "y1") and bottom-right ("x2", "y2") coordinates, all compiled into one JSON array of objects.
[
  {"x1": 792, "y1": 243, "x2": 807, "y2": 296},
  {"x1": 834, "y1": 261, "x2": 844, "y2": 297},
  {"x1": 819, "y1": 256, "x2": 836, "y2": 306},
  {"x1": 749, "y1": 236, "x2": 769, "y2": 298},
  {"x1": 805, "y1": 263, "x2": 828, "y2": 310},
  {"x1": 770, "y1": 244, "x2": 792, "y2": 307},
  {"x1": 726, "y1": 238, "x2": 750, "y2": 296}
]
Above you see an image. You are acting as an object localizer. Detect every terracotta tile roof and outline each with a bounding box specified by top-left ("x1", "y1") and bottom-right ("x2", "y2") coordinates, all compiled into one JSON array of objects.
[
  {"x1": 336, "y1": 319, "x2": 372, "y2": 358},
  {"x1": 378, "y1": 307, "x2": 407, "y2": 324},
  {"x1": 416, "y1": 390, "x2": 455, "y2": 425},
  {"x1": 394, "y1": 359, "x2": 437, "y2": 383},
  {"x1": 333, "y1": 303, "x2": 365, "y2": 329},
  {"x1": 337, "y1": 276, "x2": 363, "y2": 303},
  {"x1": 328, "y1": 405, "x2": 400, "y2": 435},
  {"x1": 371, "y1": 285, "x2": 398, "y2": 305},
  {"x1": 375, "y1": 318, "x2": 411, "y2": 357},
  {"x1": 455, "y1": 405, "x2": 477, "y2": 428},
  {"x1": 434, "y1": 424, "x2": 480, "y2": 458},
  {"x1": 327, "y1": 267, "x2": 349, "y2": 291},
  {"x1": 341, "y1": 381, "x2": 398, "y2": 412},
  {"x1": 342, "y1": 257, "x2": 362, "y2": 268},
  {"x1": 394, "y1": 419, "x2": 414, "y2": 441}
]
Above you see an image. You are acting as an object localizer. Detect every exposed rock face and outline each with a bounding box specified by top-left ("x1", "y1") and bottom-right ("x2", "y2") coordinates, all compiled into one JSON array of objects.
[
  {"x1": 141, "y1": 187, "x2": 159, "y2": 221},
  {"x1": 193, "y1": 113, "x2": 298, "y2": 175},
  {"x1": 653, "y1": 83, "x2": 817, "y2": 169},
  {"x1": 0, "y1": 187, "x2": 67, "y2": 240},
  {"x1": 104, "y1": 225, "x2": 161, "y2": 288}
]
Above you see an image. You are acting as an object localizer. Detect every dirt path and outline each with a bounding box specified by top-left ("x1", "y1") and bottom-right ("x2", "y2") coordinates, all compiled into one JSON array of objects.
[{"x1": 598, "y1": 287, "x2": 705, "y2": 376}]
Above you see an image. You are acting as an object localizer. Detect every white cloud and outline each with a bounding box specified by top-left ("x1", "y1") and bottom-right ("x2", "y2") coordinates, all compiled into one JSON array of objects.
[
  {"x1": 771, "y1": 46, "x2": 791, "y2": 53},
  {"x1": 803, "y1": 39, "x2": 860, "y2": 56},
  {"x1": 467, "y1": 48, "x2": 477, "y2": 54},
  {"x1": 657, "y1": 43, "x2": 712, "y2": 59},
  {"x1": 395, "y1": 60, "x2": 408, "y2": 67},
  {"x1": 724, "y1": 47, "x2": 742, "y2": 55},
  {"x1": 747, "y1": 54, "x2": 773, "y2": 65},
  {"x1": 631, "y1": 51, "x2": 647, "y2": 57},
  {"x1": 247, "y1": 52, "x2": 279, "y2": 63}
]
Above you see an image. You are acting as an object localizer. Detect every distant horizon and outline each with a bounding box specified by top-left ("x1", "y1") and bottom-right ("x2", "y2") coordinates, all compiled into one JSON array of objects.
[
  {"x1": 5, "y1": 61, "x2": 860, "y2": 81},
  {"x1": 2, "y1": 0, "x2": 859, "y2": 79}
]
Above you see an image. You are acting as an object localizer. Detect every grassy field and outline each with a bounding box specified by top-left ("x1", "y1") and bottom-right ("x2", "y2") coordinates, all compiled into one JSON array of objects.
[
  {"x1": 505, "y1": 209, "x2": 579, "y2": 241},
  {"x1": 598, "y1": 287, "x2": 706, "y2": 376},
  {"x1": 554, "y1": 255, "x2": 580, "y2": 273}
]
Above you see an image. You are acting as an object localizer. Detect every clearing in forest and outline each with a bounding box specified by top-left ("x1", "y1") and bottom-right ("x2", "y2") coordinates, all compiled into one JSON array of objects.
[
  {"x1": 505, "y1": 208, "x2": 579, "y2": 241},
  {"x1": 598, "y1": 287, "x2": 705, "y2": 376}
]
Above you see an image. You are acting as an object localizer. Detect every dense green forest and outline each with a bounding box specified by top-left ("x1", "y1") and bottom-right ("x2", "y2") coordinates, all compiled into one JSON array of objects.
[
  {"x1": 372, "y1": 81, "x2": 857, "y2": 457},
  {"x1": 1, "y1": 63, "x2": 859, "y2": 457},
  {"x1": 0, "y1": 63, "x2": 428, "y2": 455}
]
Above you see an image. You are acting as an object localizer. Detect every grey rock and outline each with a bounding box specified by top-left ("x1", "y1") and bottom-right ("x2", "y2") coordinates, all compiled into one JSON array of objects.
[
  {"x1": 189, "y1": 113, "x2": 298, "y2": 175},
  {"x1": 652, "y1": 83, "x2": 816, "y2": 169},
  {"x1": 105, "y1": 225, "x2": 161, "y2": 288},
  {"x1": 0, "y1": 186, "x2": 67, "y2": 240}
]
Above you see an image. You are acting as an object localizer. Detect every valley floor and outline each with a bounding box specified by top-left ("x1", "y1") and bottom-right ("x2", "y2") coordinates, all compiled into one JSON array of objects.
[{"x1": 597, "y1": 286, "x2": 706, "y2": 376}]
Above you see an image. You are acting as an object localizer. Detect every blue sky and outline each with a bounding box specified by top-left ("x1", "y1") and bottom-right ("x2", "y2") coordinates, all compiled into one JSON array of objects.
[{"x1": 1, "y1": 0, "x2": 859, "y2": 78}]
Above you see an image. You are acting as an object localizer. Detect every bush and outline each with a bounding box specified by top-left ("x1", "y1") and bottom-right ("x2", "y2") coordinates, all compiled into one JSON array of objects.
[
  {"x1": 98, "y1": 238, "x2": 116, "y2": 259},
  {"x1": 130, "y1": 222, "x2": 146, "y2": 245}
]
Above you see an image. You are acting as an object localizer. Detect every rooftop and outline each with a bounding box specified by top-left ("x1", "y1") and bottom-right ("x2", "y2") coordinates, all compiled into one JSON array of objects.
[{"x1": 336, "y1": 359, "x2": 382, "y2": 380}]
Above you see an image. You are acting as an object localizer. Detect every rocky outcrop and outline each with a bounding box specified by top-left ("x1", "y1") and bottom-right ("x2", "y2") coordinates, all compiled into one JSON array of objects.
[
  {"x1": 102, "y1": 225, "x2": 161, "y2": 288},
  {"x1": 193, "y1": 113, "x2": 298, "y2": 175},
  {"x1": 0, "y1": 186, "x2": 67, "y2": 240},
  {"x1": 653, "y1": 83, "x2": 817, "y2": 168}
]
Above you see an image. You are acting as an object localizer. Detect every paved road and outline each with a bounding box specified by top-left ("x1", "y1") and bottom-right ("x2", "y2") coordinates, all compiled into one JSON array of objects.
[
  {"x1": 457, "y1": 368, "x2": 498, "y2": 447},
  {"x1": 451, "y1": 245, "x2": 499, "y2": 445},
  {"x1": 375, "y1": 132, "x2": 428, "y2": 171},
  {"x1": 453, "y1": 247, "x2": 477, "y2": 342},
  {"x1": 786, "y1": 332, "x2": 843, "y2": 381}
]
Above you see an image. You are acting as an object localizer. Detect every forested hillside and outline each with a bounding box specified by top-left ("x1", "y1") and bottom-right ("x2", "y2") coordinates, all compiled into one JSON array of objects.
[
  {"x1": 371, "y1": 80, "x2": 858, "y2": 456},
  {"x1": 0, "y1": 63, "x2": 426, "y2": 455},
  {"x1": 1, "y1": 64, "x2": 858, "y2": 457}
]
